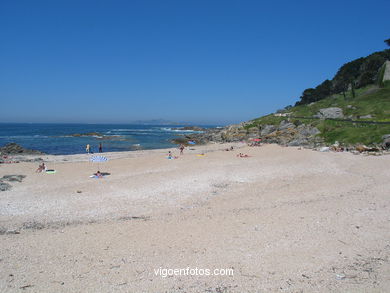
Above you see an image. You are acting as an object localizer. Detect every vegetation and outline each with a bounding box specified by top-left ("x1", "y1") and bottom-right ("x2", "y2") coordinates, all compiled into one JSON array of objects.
[
  {"x1": 295, "y1": 49, "x2": 390, "y2": 106},
  {"x1": 316, "y1": 120, "x2": 390, "y2": 145},
  {"x1": 246, "y1": 83, "x2": 390, "y2": 145},
  {"x1": 245, "y1": 43, "x2": 390, "y2": 146}
]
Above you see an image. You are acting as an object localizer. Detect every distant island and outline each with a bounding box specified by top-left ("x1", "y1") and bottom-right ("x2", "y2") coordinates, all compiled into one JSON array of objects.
[{"x1": 131, "y1": 119, "x2": 191, "y2": 125}]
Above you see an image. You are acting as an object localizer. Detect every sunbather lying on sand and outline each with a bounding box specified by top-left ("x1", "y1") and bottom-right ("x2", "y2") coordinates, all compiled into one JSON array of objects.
[
  {"x1": 90, "y1": 171, "x2": 104, "y2": 178},
  {"x1": 237, "y1": 153, "x2": 250, "y2": 158},
  {"x1": 225, "y1": 146, "x2": 234, "y2": 151}
]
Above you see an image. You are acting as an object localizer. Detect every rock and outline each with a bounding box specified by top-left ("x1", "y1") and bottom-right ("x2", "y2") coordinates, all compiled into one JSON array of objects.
[
  {"x1": 382, "y1": 60, "x2": 390, "y2": 82},
  {"x1": 319, "y1": 147, "x2": 330, "y2": 152},
  {"x1": 0, "y1": 181, "x2": 12, "y2": 191},
  {"x1": 359, "y1": 114, "x2": 372, "y2": 119},
  {"x1": 247, "y1": 127, "x2": 260, "y2": 138},
  {"x1": 315, "y1": 107, "x2": 344, "y2": 119},
  {"x1": 0, "y1": 143, "x2": 44, "y2": 155},
  {"x1": 287, "y1": 138, "x2": 308, "y2": 146},
  {"x1": 260, "y1": 125, "x2": 277, "y2": 136},
  {"x1": 278, "y1": 120, "x2": 296, "y2": 130},
  {"x1": 355, "y1": 145, "x2": 369, "y2": 153},
  {"x1": 2, "y1": 175, "x2": 26, "y2": 182},
  {"x1": 296, "y1": 125, "x2": 320, "y2": 137},
  {"x1": 0, "y1": 175, "x2": 26, "y2": 192},
  {"x1": 382, "y1": 134, "x2": 390, "y2": 149}
]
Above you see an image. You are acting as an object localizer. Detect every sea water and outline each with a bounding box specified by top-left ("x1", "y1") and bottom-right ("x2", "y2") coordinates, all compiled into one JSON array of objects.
[{"x1": 0, "y1": 123, "x2": 212, "y2": 155}]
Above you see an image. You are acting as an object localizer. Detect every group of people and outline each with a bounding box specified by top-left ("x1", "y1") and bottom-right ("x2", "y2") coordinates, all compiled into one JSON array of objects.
[
  {"x1": 86, "y1": 143, "x2": 103, "y2": 154},
  {"x1": 166, "y1": 144, "x2": 186, "y2": 159}
]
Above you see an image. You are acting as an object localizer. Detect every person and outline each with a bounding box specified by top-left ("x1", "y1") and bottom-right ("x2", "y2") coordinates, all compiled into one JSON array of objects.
[
  {"x1": 96, "y1": 171, "x2": 103, "y2": 178},
  {"x1": 99, "y1": 143, "x2": 103, "y2": 153},
  {"x1": 167, "y1": 151, "x2": 178, "y2": 159},
  {"x1": 86, "y1": 144, "x2": 90, "y2": 154},
  {"x1": 179, "y1": 144, "x2": 185, "y2": 155},
  {"x1": 35, "y1": 162, "x2": 46, "y2": 173}
]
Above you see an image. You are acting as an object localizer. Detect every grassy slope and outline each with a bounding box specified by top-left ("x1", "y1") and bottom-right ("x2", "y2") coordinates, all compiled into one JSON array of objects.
[{"x1": 246, "y1": 83, "x2": 390, "y2": 145}]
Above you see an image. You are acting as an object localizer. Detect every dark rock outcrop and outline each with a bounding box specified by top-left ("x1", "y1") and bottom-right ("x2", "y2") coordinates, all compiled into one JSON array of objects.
[{"x1": 0, "y1": 143, "x2": 44, "y2": 155}]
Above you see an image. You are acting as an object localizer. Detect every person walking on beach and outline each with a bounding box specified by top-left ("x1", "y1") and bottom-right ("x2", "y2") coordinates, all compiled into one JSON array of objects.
[
  {"x1": 99, "y1": 143, "x2": 103, "y2": 153},
  {"x1": 86, "y1": 144, "x2": 90, "y2": 154},
  {"x1": 179, "y1": 144, "x2": 185, "y2": 155}
]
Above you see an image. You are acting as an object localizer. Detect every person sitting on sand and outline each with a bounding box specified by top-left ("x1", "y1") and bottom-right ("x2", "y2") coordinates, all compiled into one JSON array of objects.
[
  {"x1": 167, "y1": 151, "x2": 178, "y2": 159},
  {"x1": 35, "y1": 162, "x2": 46, "y2": 173},
  {"x1": 96, "y1": 171, "x2": 103, "y2": 178}
]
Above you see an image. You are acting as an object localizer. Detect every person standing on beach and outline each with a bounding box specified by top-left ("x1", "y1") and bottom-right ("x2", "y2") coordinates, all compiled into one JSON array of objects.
[
  {"x1": 179, "y1": 144, "x2": 185, "y2": 155},
  {"x1": 99, "y1": 143, "x2": 103, "y2": 153},
  {"x1": 86, "y1": 144, "x2": 90, "y2": 154}
]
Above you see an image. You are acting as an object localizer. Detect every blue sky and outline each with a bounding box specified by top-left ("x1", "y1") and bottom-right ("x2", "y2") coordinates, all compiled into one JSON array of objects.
[{"x1": 0, "y1": 0, "x2": 389, "y2": 125}]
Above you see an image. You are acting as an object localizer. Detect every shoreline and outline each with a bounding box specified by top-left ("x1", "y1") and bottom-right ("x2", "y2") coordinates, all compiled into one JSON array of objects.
[{"x1": 9, "y1": 141, "x2": 247, "y2": 163}]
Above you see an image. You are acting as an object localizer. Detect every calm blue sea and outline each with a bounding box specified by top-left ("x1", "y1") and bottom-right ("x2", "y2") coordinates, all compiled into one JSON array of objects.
[{"x1": 0, "y1": 123, "x2": 212, "y2": 155}]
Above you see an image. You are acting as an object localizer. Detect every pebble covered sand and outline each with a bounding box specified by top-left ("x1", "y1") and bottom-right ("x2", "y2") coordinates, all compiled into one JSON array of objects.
[{"x1": 0, "y1": 143, "x2": 389, "y2": 292}]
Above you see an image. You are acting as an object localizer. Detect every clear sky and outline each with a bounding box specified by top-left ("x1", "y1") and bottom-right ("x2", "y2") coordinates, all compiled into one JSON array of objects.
[{"x1": 0, "y1": 0, "x2": 389, "y2": 125}]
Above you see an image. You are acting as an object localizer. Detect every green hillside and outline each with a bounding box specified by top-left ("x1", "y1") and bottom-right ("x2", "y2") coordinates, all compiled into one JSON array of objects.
[{"x1": 246, "y1": 83, "x2": 390, "y2": 145}]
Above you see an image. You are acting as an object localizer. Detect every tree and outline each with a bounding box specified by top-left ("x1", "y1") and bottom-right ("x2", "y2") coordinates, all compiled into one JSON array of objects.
[
  {"x1": 385, "y1": 39, "x2": 390, "y2": 46},
  {"x1": 350, "y1": 80, "x2": 356, "y2": 98}
]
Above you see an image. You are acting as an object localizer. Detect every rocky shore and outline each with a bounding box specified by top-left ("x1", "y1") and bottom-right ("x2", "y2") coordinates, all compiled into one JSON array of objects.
[
  {"x1": 173, "y1": 120, "x2": 390, "y2": 154},
  {"x1": 0, "y1": 143, "x2": 44, "y2": 155},
  {"x1": 173, "y1": 121, "x2": 323, "y2": 147}
]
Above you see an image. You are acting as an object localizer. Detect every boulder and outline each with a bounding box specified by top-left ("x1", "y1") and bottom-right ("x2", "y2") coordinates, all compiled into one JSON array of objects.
[
  {"x1": 278, "y1": 120, "x2": 296, "y2": 130},
  {"x1": 296, "y1": 125, "x2": 320, "y2": 137},
  {"x1": 315, "y1": 107, "x2": 344, "y2": 119},
  {"x1": 382, "y1": 134, "x2": 390, "y2": 149},
  {"x1": 0, "y1": 181, "x2": 12, "y2": 192},
  {"x1": 260, "y1": 125, "x2": 277, "y2": 136}
]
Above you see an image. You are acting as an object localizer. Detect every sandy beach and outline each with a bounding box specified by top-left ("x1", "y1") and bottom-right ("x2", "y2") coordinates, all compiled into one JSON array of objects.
[{"x1": 0, "y1": 143, "x2": 389, "y2": 292}]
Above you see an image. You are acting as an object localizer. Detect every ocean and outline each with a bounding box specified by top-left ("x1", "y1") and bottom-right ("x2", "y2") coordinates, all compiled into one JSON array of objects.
[{"x1": 0, "y1": 123, "x2": 212, "y2": 155}]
